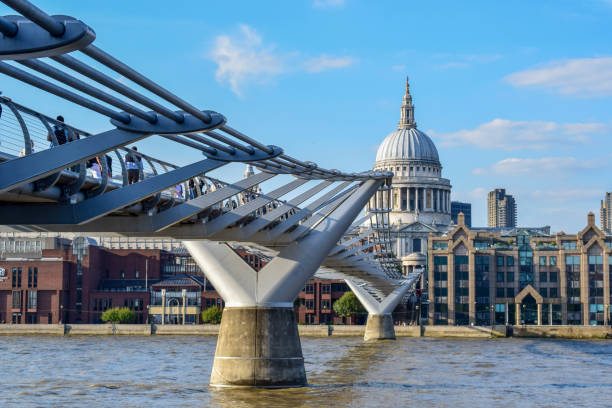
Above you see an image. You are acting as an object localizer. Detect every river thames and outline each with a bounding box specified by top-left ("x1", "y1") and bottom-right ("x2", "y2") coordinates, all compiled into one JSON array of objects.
[{"x1": 1, "y1": 336, "x2": 611, "y2": 407}]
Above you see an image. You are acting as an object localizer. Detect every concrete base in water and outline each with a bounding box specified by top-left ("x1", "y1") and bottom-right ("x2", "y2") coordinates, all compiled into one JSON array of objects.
[
  {"x1": 210, "y1": 307, "x2": 307, "y2": 388},
  {"x1": 364, "y1": 314, "x2": 395, "y2": 341}
]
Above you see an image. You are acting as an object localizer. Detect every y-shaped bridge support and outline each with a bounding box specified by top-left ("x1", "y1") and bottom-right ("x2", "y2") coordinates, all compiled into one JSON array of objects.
[
  {"x1": 345, "y1": 279, "x2": 414, "y2": 341},
  {"x1": 183, "y1": 179, "x2": 381, "y2": 387}
]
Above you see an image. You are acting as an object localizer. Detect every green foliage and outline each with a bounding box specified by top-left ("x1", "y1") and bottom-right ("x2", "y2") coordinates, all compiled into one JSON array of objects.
[
  {"x1": 101, "y1": 307, "x2": 136, "y2": 324},
  {"x1": 201, "y1": 306, "x2": 223, "y2": 324},
  {"x1": 333, "y1": 292, "x2": 365, "y2": 318}
]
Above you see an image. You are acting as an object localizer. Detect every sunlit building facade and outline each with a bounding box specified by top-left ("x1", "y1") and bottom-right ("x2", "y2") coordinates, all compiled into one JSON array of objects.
[{"x1": 428, "y1": 212, "x2": 611, "y2": 326}]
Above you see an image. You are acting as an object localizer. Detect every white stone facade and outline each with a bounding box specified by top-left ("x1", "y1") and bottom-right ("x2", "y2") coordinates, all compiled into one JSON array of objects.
[{"x1": 371, "y1": 77, "x2": 452, "y2": 272}]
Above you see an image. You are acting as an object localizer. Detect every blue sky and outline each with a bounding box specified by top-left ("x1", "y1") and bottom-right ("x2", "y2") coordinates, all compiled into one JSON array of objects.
[{"x1": 2, "y1": 0, "x2": 612, "y2": 232}]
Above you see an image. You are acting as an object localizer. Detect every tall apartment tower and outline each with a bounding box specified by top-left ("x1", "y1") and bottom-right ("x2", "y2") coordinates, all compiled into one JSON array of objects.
[
  {"x1": 601, "y1": 192, "x2": 612, "y2": 233},
  {"x1": 487, "y1": 188, "x2": 517, "y2": 228}
]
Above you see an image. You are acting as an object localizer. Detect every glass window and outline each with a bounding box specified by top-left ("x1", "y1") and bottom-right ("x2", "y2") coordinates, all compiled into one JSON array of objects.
[
  {"x1": 433, "y1": 242, "x2": 448, "y2": 250},
  {"x1": 550, "y1": 287, "x2": 558, "y2": 298},
  {"x1": 539, "y1": 256, "x2": 547, "y2": 266},
  {"x1": 507, "y1": 288, "x2": 515, "y2": 297},
  {"x1": 540, "y1": 287, "x2": 548, "y2": 298},
  {"x1": 549, "y1": 272, "x2": 558, "y2": 282},
  {"x1": 33, "y1": 268, "x2": 37, "y2": 288},
  {"x1": 305, "y1": 299, "x2": 314, "y2": 310},
  {"x1": 496, "y1": 287, "x2": 504, "y2": 297},
  {"x1": 550, "y1": 256, "x2": 557, "y2": 266},
  {"x1": 497, "y1": 256, "x2": 504, "y2": 266},
  {"x1": 27, "y1": 290, "x2": 37, "y2": 309},
  {"x1": 12, "y1": 291, "x2": 21, "y2": 308},
  {"x1": 321, "y1": 284, "x2": 331, "y2": 294},
  {"x1": 321, "y1": 299, "x2": 331, "y2": 310},
  {"x1": 135, "y1": 270, "x2": 139, "y2": 278},
  {"x1": 120, "y1": 270, "x2": 125, "y2": 279},
  {"x1": 507, "y1": 272, "x2": 515, "y2": 282},
  {"x1": 562, "y1": 241, "x2": 577, "y2": 250},
  {"x1": 506, "y1": 257, "x2": 514, "y2": 266},
  {"x1": 497, "y1": 272, "x2": 504, "y2": 282},
  {"x1": 304, "y1": 284, "x2": 314, "y2": 294},
  {"x1": 539, "y1": 272, "x2": 547, "y2": 282}
]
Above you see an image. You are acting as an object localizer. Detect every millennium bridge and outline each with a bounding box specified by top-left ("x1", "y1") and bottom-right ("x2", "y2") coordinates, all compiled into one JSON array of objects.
[{"x1": 0, "y1": 0, "x2": 422, "y2": 387}]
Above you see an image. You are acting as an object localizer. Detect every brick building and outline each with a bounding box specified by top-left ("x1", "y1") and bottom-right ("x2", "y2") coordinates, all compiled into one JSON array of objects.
[{"x1": 0, "y1": 235, "x2": 358, "y2": 325}]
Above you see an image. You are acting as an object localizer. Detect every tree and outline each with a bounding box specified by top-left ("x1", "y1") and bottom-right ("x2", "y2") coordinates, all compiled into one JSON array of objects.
[
  {"x1": 333, "y1": 292, "x2": 365, "y2": 321},
  {"x1": 201, "y1": 306, "x2": 223, "y2": 324},
  {"x1": 101, "y1": 307, "x2": 136, "y2": 324}
]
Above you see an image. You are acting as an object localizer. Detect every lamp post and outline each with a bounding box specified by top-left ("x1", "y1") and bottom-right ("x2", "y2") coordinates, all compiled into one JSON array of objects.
[
  {"x1": 59, "y1": 304, "x2": 63, "y2": 324},
  {"x1": 490, "y1": 304, "x2": 495, "y2": 327}
]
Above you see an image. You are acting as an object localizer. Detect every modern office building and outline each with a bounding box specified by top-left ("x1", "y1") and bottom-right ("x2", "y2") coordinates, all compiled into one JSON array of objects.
[
  {"x1": 371, "y1": 77, "x2": 453, "y2": 272},
  {"x1": 601, "y1": 192, "x2": 612, "y2": 234},
  {"x1": 428, "y1": 212, "x2": 611, "y2": 326},
  {"x1": 451, "y1": 201, "x2": 472, "y2": 228},
  {"x1": 488, "y1": 188, "x2": 517, "y2": 228}
]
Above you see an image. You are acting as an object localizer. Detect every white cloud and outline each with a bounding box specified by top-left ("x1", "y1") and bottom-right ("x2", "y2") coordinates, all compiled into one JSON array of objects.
[
  {"x1": 505, "y1": 57, "x2": 612, "y2": 97},
  {"x1": 211, "y1": 25, "x2": 284, "y2": 96},
  {"x1": 304, "y1": 54, "x2": 357, "y2": 72},
  {"x1": 431, "y1": 118, "x2": 608, "y2": 150},
  {"x1": 473, "y1": 156, "x2": 606, "y2": 176},
  {"x1": 392, "y1": 65, "x2": 406, "y2": 71},
  {"x1": 313, "y1": 0, "x2": 345, "y2": 8},
  {"x1": 210, "y1": 25, "x2": 356, "y2": 96},
  {"x1": 434, "y1": 53, "x2": 502, "y2": 70}
]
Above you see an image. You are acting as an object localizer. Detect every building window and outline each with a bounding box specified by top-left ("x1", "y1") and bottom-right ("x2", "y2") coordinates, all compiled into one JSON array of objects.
[
  {"x1": 12, "y1": 267, "x2": 17, "y2": 288},
  {"x1": 135, "y1": 270, "x2": 140, "y2": 278},
  {"x1": 321, "y1": 284, "x2": 331, "y2": 294},
  {"x1": 120, "y1": 270, "x2": 125, "y2": 279},
  {"x1": 550, "y1": 256, "x2": 557, "y2": 266},
  {"x1": 28, "y1": 267, "x2": 32, "y2": 288},
  {"x1": 304, "y1": 284, "x2": 314, "y2": 294},
  {"x1": 539, "y1": 256, "x2": 547, "y2": 266},
  {"x1": 321, "y1": 299, "x2": 331, "y2": 310},
  {"x1": 539, "y1": 272, "x2": 547, "y2": 282},
  {"x1": 497, "y1": 271, "x2": 504, "y2": 282},
  {"x1": 33, "y1": 268, "x2": 37, "y2": 288},
  {"x1": 305, "y1": 299, "x2": 314, "y2": 310},
  {"x1": 413, "y1": 238, "x2": 421, "y2": 253},
  {"x1": 27, "y1": 290, "x2": 37, "y2": 309},
  {"x1": 496, "y1": 287, "x2": 504, "y2": 298},
  {"x1": 506, "y1": 257, "x2": 514, "y2": 266},
  {"x1": 550, "y1": 287, "x2": 558, "y2": 298},
  {"x1": 507, "y1": 272, "x2": 514, "y2": 282},
  {"x1": 12, "y1": 291, "x2": 21, "y2": 309},
  {"x1": 562, "y1": 241, "x2": 577, "y2": 250},
  {"x1": 17, "y1": 267, "x2": 21, "y2": 287},
  {"x1": 507, "y1": 288, "x2": 515, "y2": 297},
  {"x1": 433, "y1": 241, "x2": 448, "y2": 250},
  {"x1": 497, "y1": 256, "x2": 504, "y2": 267},
  {"x1": 540, "y1": 287, "x2": 548, "y2": 298},
  {"x1": 549, "y1": 272, "x2": 558, "y2": 282}
]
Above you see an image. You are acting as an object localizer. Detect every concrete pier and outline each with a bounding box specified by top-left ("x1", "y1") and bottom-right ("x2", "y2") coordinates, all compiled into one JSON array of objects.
[
  {"x1": 364, "y1": 314, "x2": 395, "y2": 341},
  {"x1": 210, "y1": 307, "x2": 306, "y2": 388}
]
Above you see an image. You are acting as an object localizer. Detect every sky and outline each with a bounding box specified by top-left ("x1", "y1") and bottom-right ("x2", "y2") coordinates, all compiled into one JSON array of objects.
[{"x1": 1, "y1": 0, "x2": 612, "y2": 232}]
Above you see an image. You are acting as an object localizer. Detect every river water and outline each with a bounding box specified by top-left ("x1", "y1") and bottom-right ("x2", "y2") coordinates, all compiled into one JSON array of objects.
[{"x1": 1, "y1": 335, "x2": 611, "y2": 407}]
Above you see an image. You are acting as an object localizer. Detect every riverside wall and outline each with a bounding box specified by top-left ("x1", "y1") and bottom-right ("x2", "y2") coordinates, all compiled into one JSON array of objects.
[{"x1": 0, "y1": 324, "x2": 610, "y2": 339}]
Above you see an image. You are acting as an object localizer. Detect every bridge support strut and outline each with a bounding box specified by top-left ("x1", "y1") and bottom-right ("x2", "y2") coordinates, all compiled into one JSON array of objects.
[
  {"x1": 184, "y1": 179, "x2": 382, "y2": 387},
  {"x1": 345, "y1": 278, "x2": 414, "y2": 341}
]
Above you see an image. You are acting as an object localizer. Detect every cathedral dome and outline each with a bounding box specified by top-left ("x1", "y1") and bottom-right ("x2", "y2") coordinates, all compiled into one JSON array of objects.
[
  {"x1": 375, "y1": 127, "x2": 439, "y2": 163},
  {"x1": 374, "y1": 76, "x2": 440, "y2": 165}
]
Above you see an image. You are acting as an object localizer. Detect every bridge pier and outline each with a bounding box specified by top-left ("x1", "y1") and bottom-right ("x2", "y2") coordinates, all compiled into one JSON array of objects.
[
  {"x1": 211, "y1": 306, "x2": 305, "y2": 387},
  {"x1": 184, "y1": 179, "x2": 382, "y2": 387},
  {"x1": 345, "y1": 278, "x2": 414, "y2": 341}
]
